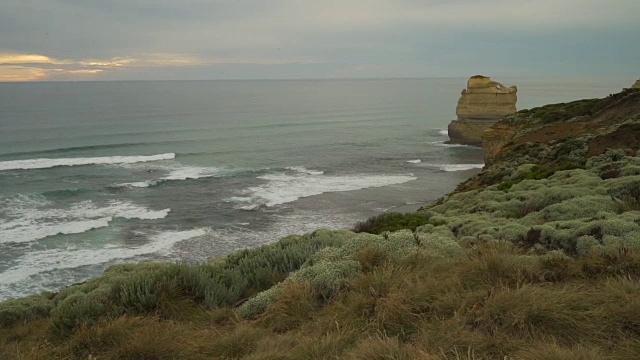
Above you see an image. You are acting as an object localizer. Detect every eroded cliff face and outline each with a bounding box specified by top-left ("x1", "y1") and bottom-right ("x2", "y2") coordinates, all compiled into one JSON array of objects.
[
  {"x1": 447, "y1": 76, "x2": 517, "y2": 146},
  {"x1": 632, "y1": 79, "x2": 640, "y2": 89},
  {"x1": 458, "y1": 88, "x2": 640, "y2": 192},
  {"x1": 456, "y1": 76, "x2": 518, "y2": 121},
  {"x1": 481, "y1": 121, "x2": 519, "y2": 165}
]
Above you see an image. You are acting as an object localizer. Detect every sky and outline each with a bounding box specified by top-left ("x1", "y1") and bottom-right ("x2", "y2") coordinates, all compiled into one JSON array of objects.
[{"x1": 1, "y1": 0, "x2": 639, "y2": 81}]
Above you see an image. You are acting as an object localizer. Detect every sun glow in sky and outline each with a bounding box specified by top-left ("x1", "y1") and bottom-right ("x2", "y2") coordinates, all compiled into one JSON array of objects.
[{"x1": 1, "y1": 0, "x2": 638, "y2": 81}]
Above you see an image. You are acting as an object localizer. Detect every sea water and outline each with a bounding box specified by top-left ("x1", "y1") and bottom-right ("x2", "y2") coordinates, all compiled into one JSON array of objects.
[{"x1": 0, "y1": 77, "x2": 630, "y2": 300}]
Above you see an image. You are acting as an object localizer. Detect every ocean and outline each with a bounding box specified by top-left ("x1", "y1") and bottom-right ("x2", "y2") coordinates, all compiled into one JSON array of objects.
[{"x1": 0, "y1": 77, "x2": 631, "y2": 300}]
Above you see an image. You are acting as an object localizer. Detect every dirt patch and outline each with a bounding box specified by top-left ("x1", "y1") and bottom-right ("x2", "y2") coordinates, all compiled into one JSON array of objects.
[{"x1": 588, "y1": 123, "x2": 640, "y2": 157}]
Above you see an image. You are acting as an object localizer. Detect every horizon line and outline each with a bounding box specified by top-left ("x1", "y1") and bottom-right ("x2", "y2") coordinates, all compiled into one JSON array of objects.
[{"x1": 1, "y1": 74, "x2": 638, "y2": 84}]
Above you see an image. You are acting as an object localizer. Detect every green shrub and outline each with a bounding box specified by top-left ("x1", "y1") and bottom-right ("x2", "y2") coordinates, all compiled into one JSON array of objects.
[
  {"x1": 352, "y1": 212, "x2": 440, "y2": 234},
  {"x1": 43, "y1": 231, "x2": 348, "y2": 335},
  {"x1": 607, "y1": 175, "x2": 640, "y2": 203},
  {"x1": 415, "y1": 225, "x2": 462, "y2": 257},
  {"x1": 499, "y1": 163, "x2": 584, "y2": 191},
  {"x1": 239, "y1": 260, "x2": 362, "y2": 319},
  {"x1": 517, "y1": 97, "x2": 606, "y2": 124},
  {"x1": 224, "y1": 231, "x2": 346, "y2": 291},
  {"x1": 0, "y1": 292, "x2": 54, "y2": 326},
  {"x1": 537, "y1": 196, "x2": 619, "y2": 222},
  {"x1": 51, "y1": 293, "x2": 107, "y2": 335}
]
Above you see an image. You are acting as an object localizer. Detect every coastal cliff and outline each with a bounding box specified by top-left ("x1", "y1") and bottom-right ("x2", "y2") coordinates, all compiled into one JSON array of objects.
[
  {"x1": 481, "y1": 87, "x2": 640, "y2": 166},
  {"x1": 447, "y1": 75, "x2": 518, "y2": 146},
  {"x1": 2, "y1": 88, "x2": 640, "y2": 359},
  {"x1": 633, "y1": 79, "x2": 640, "y2": 89}
]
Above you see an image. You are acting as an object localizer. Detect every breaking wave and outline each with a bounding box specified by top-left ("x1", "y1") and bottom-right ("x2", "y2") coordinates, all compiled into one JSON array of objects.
[
  {"x1": 114, "y1": 165, "x2": 223, "y2": 188},
  {"x1": 0, "y1": 196, "x2": 170, "y2": 244},
  {"x1": 0, "y1": 228, "x2": 207, "y2": 299},
  {"x1": 426, "y1": 163, "x2": 485, "y2": 172},
  {"x1": 229, "y1": 168, "x2": 417, "y2": 209},
  {"x1": 0, "y1": 153, "x2": 176, "y2": 171}
]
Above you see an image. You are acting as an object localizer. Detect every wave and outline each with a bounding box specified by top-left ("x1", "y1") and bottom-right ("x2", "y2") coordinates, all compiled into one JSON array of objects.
[
  {"x1": 229, "y1": 170, "x2": 417, "y2": 209},
  {"x1": 406, "y1": 159, "x2": 422, "y2": 164},
  {"x1": 0, "y1": 142, "x2": 152, "y2": 158},
  {"x1": 285, "y1": 166, "x2": 325, "y2": 175},
  {"x1": 41, "y1": 188, "x2": 90, "y2": 198},
  {"x1": 0, "y1": 153, "x2": 176, "y2": 171},
  {"x1": 114, "y1": 165, "x2": 223, "y2": 188},
  {"x1": 427, "y1": 141, "x2": 479, "y2": 148},
  {"x1": 426, "y1": 163, "x2": 485, "y2": 172},
  {"x1": 0, "y1": 228, "x2": 207, "y2": 288},
  {"x1": 438, "y1": 129, "x2": 449, "y2": 136},
  {"x1": 0, "y1": 197, "x2": 170, "y2": 244}
]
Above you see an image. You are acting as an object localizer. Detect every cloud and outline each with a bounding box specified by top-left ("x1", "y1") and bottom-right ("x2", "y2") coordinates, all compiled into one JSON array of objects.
[
  {"x1": 284, "y1": 0, "x2": 639, "y2": 30},
  {"x1": 1, "y1": 0, "x2": 638, "y2": 80},
  {"x1": 0, "y1": 54, "x2": 56, "y2": 65},
  {"x1": 0, "y1": 52, "x2": 207, "y2": 81},
  {"x1": 0, "y1": 66, "x2": 48, "y2": 82}
]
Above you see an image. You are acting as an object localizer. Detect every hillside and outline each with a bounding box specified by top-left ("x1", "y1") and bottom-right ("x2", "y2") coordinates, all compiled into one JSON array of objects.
[{"x1": 1, "y1": 89, "x2": 640, "y2": 359}]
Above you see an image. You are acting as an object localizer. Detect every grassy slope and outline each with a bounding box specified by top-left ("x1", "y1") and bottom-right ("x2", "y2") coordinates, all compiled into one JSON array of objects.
[{"x1": 2, "y1": 92, "x2": 640, "y2": 359}]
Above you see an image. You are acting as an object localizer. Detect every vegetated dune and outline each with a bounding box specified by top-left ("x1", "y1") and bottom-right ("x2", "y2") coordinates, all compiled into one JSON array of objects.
[{"x1": 2, "y1": 88, "x2": 640, "y2": 359}]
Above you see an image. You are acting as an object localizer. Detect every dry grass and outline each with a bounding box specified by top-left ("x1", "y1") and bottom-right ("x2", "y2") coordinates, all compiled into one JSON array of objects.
[
  {"x1": 256, "y1": 282, "x2": 323, "y2": 333},
  {"x1": 2, "y1": 245, "x2": 640, "y2": 359},
  {"x1": 343, "y1": 336, "x2": 433, "y2": 360}
]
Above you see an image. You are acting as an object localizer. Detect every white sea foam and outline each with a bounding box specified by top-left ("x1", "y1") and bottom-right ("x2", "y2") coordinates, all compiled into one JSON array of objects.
[
  {"x1": 231, "y1": 171, "x2": 417, "y2": 209},
  {"x1": 428, "y1": 141, "x2": 478, "y2": 148},
  {"x1": 0, "y1": 197, "x2": 170, "y2": 244},
  {"x1": 286, "y1": 166, "x2": 325, "y2": 175},
  {"x1": 116, "y1": 165, "x2": 222, "y2": 188},
  {"x1": 426, "y1": 163, "x2": 485, "y2": 172},
  {"x1": 406, "y1": 159, "x2": 422, "y2": 164},
  {"x1": 0, "y1": 153, "x2": 176, "y2": 171},
  {"x1": 438, "y1": 129, "x2": 449, "y2": 136},
  {"x1": 0, "y1": 228, "x2": 207, "y2": 286}
]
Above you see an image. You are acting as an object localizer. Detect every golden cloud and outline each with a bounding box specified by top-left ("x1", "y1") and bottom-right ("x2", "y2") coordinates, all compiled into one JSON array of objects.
[
  {"x1": 49, "y1": 69, "x2": 105, "y2": 74},
  {"x1": 0, "y1": 66, "x2": 49, "y2": 82},
  {"x1": 0, "y1": 52, "x2": 315, "y2": 81},
  {"x1": 0, "y1": 52, "x2": 201, "y2": 81},
  {"x1": 0, "y1": 54, "x2": 56, "y2": 65}
]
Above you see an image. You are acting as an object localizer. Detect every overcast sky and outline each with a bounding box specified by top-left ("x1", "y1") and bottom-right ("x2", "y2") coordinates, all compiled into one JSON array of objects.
[{"x1": 1, "y1": 0, "x2": 639, "y2": 81}]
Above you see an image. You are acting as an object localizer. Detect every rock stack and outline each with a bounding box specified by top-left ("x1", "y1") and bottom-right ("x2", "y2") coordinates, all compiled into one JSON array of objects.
[
  {"x1": 447, "y1": 75, "x2": 518, "y2": 146},
  {"x1": 632, "y1": 79, "x2": 640, "y2": 89}
]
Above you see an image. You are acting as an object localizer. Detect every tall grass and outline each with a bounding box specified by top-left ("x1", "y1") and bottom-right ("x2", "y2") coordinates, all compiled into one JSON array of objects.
[{"x1": 2, "y1": 244, "x2": 640, "y2": 359}]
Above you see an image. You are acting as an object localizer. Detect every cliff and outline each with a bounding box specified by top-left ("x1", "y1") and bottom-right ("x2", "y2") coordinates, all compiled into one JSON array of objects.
[
  {"x1": 448, "y1": 87, "x2": 640, "y2": 192},
  {"x1": 447, "y1": 75, "x2": 518, "y2": 146},
  {"x1": 456, "y1": 75, "x2": 518, "y2": 120},
  {"x1": 633, "y1": 79, "x2": 640, "y2": 89}
]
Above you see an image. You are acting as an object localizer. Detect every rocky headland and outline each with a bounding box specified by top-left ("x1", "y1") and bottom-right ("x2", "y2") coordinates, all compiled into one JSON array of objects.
[
  {"x1": 1, "y1": 85, "x2": 640, "y2": 359},
  {"x1": 447, "y1": 75, "x2": 518, "y2": 146},
  {"x1": 479, "y1": 79, "x2": 640, "y2": 169}
]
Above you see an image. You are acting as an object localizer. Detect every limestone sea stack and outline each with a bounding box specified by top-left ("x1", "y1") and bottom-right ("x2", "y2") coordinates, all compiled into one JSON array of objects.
[
  {"x1": 632, "y1": 79, "x2": 640, "y2": 89},
  {"x1": 447, "y1": 75, "x2": 518, "y2": 146}
]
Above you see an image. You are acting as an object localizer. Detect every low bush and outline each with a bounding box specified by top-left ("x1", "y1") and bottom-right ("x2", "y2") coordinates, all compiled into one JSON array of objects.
[
  {"x1": 516, "y1": 97, "x2": 610, "y2": 124},
  {"x1": 43, "y1": 230, "x2": 348, "y2": 335},
  {"x1": 0, "y1": 293, "x2": 54, "y2": 327},
  {"x1": 498, "y1": 163, "x2": 583, "y2": 191},
  {"x1": 352, "y1": 211, "x2": 440, "y2": 234}
]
